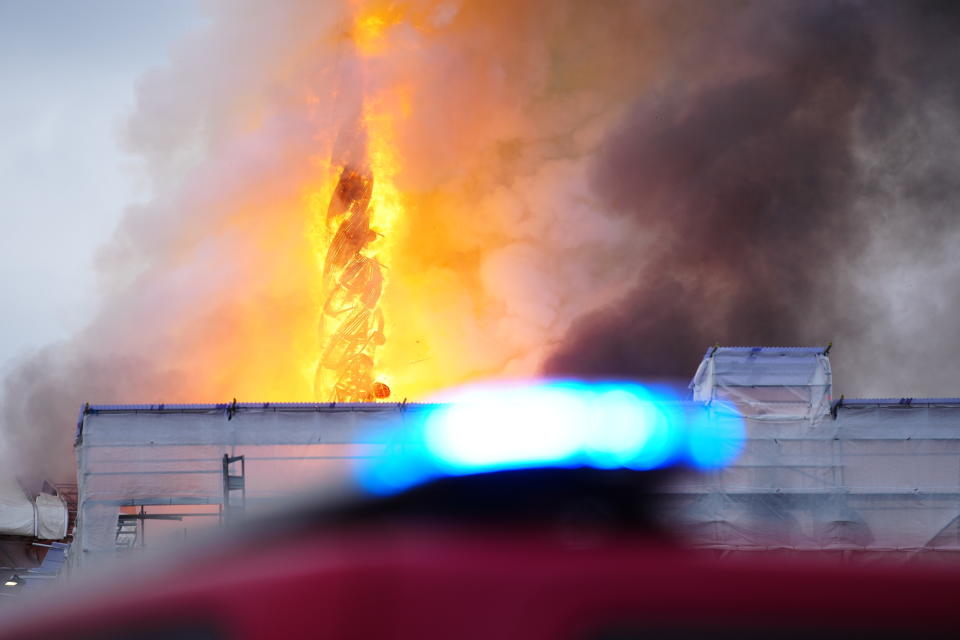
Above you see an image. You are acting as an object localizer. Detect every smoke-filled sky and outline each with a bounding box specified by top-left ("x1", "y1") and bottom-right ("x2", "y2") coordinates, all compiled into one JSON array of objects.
[{"x1": 2, "y1": 0, "x2": 960, "y2": 483}]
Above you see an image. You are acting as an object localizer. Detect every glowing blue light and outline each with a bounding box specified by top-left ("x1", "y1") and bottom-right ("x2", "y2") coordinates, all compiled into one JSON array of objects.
[
  {"x1": 423, "y1": 383, "x2": 589, "y2": 472},
  {"x1": 356, "y1": 380, "x2": 745, "y2": 495},
  {"x1": 685, "y1": 400, "x2": 745, "y2": 469},
  {"x1": 582, "y1": 389, "x2": 653, "y2": 468}
]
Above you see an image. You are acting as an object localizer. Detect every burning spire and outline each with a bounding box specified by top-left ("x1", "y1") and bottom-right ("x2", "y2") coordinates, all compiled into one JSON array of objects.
[
  {"x1": 314, "y1": 163, "x2": 391, "y2": 401},
  {"x1": 312, "y1": 6, "x2": 403, "y2": 403}
]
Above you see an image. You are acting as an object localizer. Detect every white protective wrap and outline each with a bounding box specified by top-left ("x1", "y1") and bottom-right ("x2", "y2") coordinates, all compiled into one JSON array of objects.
[
  {"x1": 0, "y1": 475, "x2": 68, "y2": 539},
  {"x1": 690, "y1": 346, "x2": 832, "y2": 421},
  {"x1": 74, "y1": 361, "x2": 960, "y2": 567},
  {"x1": 663, "y1": 399, "x2": 960, "y2": 558},
  {"x1": 35, "y1": 493, "x2": 68, "y2": 540},
  {"x1": 74, "y1": 403, "x2": 435, "y2": 566},
  {"x1": 0, "y1": 473, "x2": 35, "y2": 537}
]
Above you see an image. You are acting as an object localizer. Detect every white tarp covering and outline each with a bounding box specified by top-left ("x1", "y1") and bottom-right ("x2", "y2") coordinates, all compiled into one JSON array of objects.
[
  {"x1": 690, "y1": 346, "x2": 832, "y2": 421},
  {"x1": 0, "y1": 473, "x2": 68, "y2": 539},
  {"x1": 74, "y1": 403, "x2": 435, "y2": 566},
  {"x1": 662, "y1": 400, "x2": 960, "y2": 556},
  {"x1": 0, "y1": 472, "x2": 35, "y2": 537},
  {"x1": 673, "y1": 343, "x2": 960, "y2": 559},
  {"x1": 35, "y1": 493, "x2": 68, "y2": 540},
  {"x1": 74, "y1": 355, "x2": 960, "y2": 566}
]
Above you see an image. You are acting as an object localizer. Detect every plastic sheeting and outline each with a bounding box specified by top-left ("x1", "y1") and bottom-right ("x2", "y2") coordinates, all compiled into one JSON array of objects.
[
  {"x1": 73, "y1": 365, "x2": 960, "y2": 566},
  {"x1": 74, "y1": 403, "x2": 436, "y2": 566},
  {"x1": 0, "y1": 473, "x2": 68, "y2": 539},
  {"x1": 35, "y1": 493, "x2": 68, "y2": 540},
  {"x1": 662, "y1": 399, "x2": 960, "y2": 556},
  {"x1": 690, "y1": 346, "x2": 832, "y2": 421},
  {"x1": 0, "y1": 473, "x2": 35, "y2": 537}
]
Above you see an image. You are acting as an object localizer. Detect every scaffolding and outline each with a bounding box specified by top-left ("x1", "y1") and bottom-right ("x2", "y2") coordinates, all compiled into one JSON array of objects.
[
  {"x1": 72, "y1": 351, "x2": 960, "y2": 566},
  {"x1": 663, "y1": 399, "x2": 960, "y2": 558},
  {"x1": 672, "y1": 346, "x2": 960, "y2": 559},
  {"x1": 690, "y1": 346, "x2": 832, "y2": 421},
  {"x1": 73, "y1": 402, "x2": 434, "y2": 567}
]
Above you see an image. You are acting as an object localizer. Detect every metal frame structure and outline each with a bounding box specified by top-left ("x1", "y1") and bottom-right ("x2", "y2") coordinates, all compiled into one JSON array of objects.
[
  {"x1": 673, "y1": 348, "x2": 960, "y2": 558},
  {"x1": 72, "y1": 402, "x2": 435, "y2": 567},
  {"x1": 221, "y1": 454, "x2": 246, "y2": 527},
  {"x1": 70, "y1": 353, "x2": 960, "y2": 567}
]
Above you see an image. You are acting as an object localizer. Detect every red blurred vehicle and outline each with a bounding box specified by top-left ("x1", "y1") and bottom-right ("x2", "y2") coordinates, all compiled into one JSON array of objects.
[{"x1": 2, "y1": 468, "x2": 960, "y2": 639}]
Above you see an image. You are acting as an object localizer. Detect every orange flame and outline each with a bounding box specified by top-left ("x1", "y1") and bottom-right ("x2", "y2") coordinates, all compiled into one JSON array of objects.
[
  {"x1": 309, "y1": 5, "x2": 413, "y2": 402},
  {"x1": 274, "y1": 0, "x2": 635, "y2": 403},
  {"x1": 352, "y1": 3, "x2": 405, "y2": 55}
]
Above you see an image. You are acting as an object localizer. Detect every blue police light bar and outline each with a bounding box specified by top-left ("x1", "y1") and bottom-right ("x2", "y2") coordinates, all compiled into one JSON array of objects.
[{"x1": 357, "y1": 381, "x2": 745, "y2": 495}]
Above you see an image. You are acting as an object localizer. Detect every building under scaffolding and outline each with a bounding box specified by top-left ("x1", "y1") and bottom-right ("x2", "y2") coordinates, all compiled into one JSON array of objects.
[
  {"x1": 71, "y1": 402, "x2": 434, "y2": 567},
  {"x1": 64, "y1": 346, "x2": 960, "y2": 569},
  {"x1": 672, "y1": 346, "x2": 960, "y2": 559}
]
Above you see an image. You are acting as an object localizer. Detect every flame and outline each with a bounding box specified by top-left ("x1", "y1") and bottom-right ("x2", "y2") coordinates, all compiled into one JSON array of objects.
[
  {"x1": 352, "y1": 3, "x2": 405, "y2": 55},
  {"x1": 307, "y1": 1, "x2": 565, "y2": 403},
  {"x1": 118, "y1": 1, "x2": 631, "y2": 405},
  {"x1": 309, "y1": 6, "x2": 412, "y2": 402}
]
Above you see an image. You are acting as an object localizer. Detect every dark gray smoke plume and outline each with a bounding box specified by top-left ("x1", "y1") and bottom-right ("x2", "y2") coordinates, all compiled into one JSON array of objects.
[{"x1": 545, "y1": 0, "x2": 960, "y2": 395}]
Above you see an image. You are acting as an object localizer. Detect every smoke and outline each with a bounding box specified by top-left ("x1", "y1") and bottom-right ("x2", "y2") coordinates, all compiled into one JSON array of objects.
[
  {"x1": 545, "y1": 0, "x2": 960, "y2": 396},
  {"x1": 3, "y1": 0, "x2": 960, "y2": 483},
  {"x1": 0, "y1": 0, "x2": 658, "y2": 482}
]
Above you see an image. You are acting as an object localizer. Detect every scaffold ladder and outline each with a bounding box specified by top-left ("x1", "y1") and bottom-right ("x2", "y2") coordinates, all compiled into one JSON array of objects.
[{"x1": 221, "y1": 454, "x2": 246, "y2": 527}]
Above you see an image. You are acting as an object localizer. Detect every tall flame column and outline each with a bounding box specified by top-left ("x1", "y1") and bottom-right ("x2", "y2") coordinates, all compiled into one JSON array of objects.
[{"x1": 314, "y1": 165, "x2": 391, "y2": 402}]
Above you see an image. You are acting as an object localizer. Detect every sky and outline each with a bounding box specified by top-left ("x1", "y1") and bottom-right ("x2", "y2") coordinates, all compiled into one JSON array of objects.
[{"x1": 0, "y1": 0, "x2": 205, "y2": 376}]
